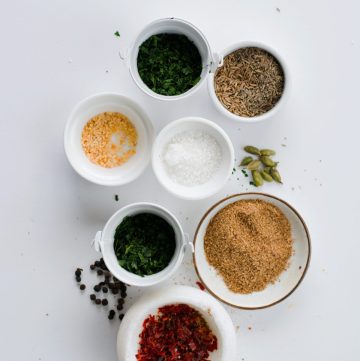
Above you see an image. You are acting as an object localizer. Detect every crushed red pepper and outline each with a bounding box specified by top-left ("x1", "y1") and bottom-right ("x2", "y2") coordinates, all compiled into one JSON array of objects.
[
  {"x1": 196, "y1": 281, "x2": 205, "y2": 291},
  {"x1": 136, "y1": 304, "x2": 218, "y2": 361}
]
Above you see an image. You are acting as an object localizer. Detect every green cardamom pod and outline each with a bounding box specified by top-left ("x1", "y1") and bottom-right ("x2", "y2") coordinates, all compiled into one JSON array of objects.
[
  {"x1": 244, "y1": 146, "x2": 261, "y2": 155},
  {"x1": 240, "y1": 156, "x2": 253, "y2": 166},
  {"x1": 260, "y1": 156, "x2": 276, "y2": 167},
  {"x1": 260, "y1": 171, "x2": 273, "y2": 182},
  {"x1": 263, "y1": 166, "x2": 271, "y2": 174},
  {"x1": 247, "y1": 160, "x2": 261, "y2": 171},
  {"x1": 260, "y1": 149, "x2": 276, "y2": 156},
  {"x1": 270, "y1": 168, "x2": 282, "y2": 183},
  {"x1": 252, "y1": 170, "x2": 264, "y2": 187}
]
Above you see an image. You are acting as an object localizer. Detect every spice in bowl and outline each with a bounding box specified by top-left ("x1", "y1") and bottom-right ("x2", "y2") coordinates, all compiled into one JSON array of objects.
[
  {"x1": 204, "y1": 199, "x2": 293, "y2": 294},
  {"x1": 137, "y1": 34, "x2": 202, "y2": 96},
  {"x1": 136, "y1": 304, "x2": 218, "y2": 361},
  {"x1": 214, "y1": 47, "x2": 285, "y2": 117},
  {"x1": 113, "y1": 213, "x2": 176, "y2": 276},
  {"x1": 162, "y1": 130, "x2": 222, "y2": 186},
  {"x1": 81, "y1": 112, "x2": 138, "y2": 168}
]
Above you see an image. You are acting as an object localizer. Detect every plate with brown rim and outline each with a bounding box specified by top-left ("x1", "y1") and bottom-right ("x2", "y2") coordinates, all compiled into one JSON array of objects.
[{"x1": 193, "y1": 193, "x2": 311, "y2": 309}]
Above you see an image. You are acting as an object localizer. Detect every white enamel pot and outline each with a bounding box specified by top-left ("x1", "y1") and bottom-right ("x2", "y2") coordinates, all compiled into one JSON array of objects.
[{"x1": 92, "y1": 202, "x2": 192, "y2": 287}]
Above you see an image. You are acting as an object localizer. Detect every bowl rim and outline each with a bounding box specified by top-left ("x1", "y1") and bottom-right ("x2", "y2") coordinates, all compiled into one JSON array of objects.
[
  {"x1": 63, "y1": 92, "x2": 154, "y2": 186},
  {"x1": 192, "y1": 192, "x2": 311, "y2": 310},
  {"x1": 151, "y1": 116, "x2": 235, "y2": 200},
  {"x1": 207, "y1": 41, "x2": 290, "y2": 123}
]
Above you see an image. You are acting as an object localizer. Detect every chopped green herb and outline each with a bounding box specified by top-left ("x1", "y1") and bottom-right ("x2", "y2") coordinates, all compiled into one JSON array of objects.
[
  {"x1": 250, "y1": 181, "x2": 256, "y2": 186},
  {"x1": 137, "y1": 34, "x2": 202, "y2": 96},
  {"x1": 113, "y1": 213, "x2": 175, "y2": 276},
  {"x1": 115, "y1": 194, "x2": 119, "y2": 202},
  {"x1": 114, "y1": 31, "x2": 120, "y2": 37}
]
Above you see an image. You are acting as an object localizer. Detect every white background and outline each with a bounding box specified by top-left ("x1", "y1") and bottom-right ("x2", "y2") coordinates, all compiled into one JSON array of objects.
[{"x1": 1, "y1": 0, "x2": 359, "y2": 360}]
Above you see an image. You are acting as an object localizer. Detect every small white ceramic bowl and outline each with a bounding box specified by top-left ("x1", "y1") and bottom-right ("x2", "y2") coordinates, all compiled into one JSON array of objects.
[
  {"x1": 92, "y1": 202, "x2": 190, "y2": 287},
  {"x1": 208, "y1": 41, "x2": 290, "y2": 123},
  {"x1": 123, "y1": 18, "x2": 220, "y2": 101},
  {"x1": 117, "y1": 285, "x2": 236, "y2": 361},
  {"x1": 193, "y1": 193, "x2": 311, "y2": 309},
  {"x1": 152, "y1": 117, "x2": 234, "y2": 200},
  {"x1": 64, "y1": 93, "x2": 154, "y2": 186}
]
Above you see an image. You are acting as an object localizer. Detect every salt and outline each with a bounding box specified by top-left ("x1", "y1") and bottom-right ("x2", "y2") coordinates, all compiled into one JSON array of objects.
[{"x1": 162, "y1": 130, "x2": 222, "y2": 186}]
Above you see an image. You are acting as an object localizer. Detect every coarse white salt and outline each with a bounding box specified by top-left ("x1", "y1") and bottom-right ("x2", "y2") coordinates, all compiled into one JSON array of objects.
[{"x1": 162, "y1": 130, "x2": 222, "y2": 186}]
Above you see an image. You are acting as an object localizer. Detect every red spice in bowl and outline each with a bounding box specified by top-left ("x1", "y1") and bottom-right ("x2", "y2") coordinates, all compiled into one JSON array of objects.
[{"x1": 136, "y1": 303, "x2": 218, "y2": 361}]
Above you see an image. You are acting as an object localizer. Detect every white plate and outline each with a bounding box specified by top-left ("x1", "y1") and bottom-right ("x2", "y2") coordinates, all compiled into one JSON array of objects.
[
  {"x1": 64, "y1": 93, "x2": 154, "y2": 186},
  {"x1": 117, "y1": 285, "x2": 236, "y2": 361},
  {"x1": 193, "y1": 193, "x2": 311, "y2": 309}
]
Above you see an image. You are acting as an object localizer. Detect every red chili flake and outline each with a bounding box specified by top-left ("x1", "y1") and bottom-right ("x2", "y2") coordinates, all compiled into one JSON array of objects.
[
  {"x1": 196, "y1": 281, "x2": 205, "y2": 291},
  {"x1": 136, "y1": 304, "x2": 218, "y2": 361}
]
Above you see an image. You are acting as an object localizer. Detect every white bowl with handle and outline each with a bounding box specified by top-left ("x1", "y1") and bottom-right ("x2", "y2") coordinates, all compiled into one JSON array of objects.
[
  {"x1": 117, "y1": 285, "x2": 236, "y2": 361},
  {"x1": 92, "y1": 202, "x2": 191, "y2": 287},
  {"x1": 193, "y1": 193, "x2": 311, "y2": 309}
]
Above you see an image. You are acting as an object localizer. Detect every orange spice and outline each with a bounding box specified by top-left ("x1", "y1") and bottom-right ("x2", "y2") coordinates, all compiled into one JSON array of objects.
[{"x1": 81, "y1": 112, "x2": 137, "y2": 168}]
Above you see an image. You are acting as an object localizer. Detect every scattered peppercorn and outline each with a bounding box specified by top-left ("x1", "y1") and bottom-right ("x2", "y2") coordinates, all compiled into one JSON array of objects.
[
  {"x1": 112, "y1": 288, "x2": 119, "y2": 295},
  {"x1": 94, "y1": 285, "x2": 101, "y2": 292},
  {"x1": 97, "y1": 270, "x2": 103, "y2": 276},
  {"x1": 119, "y1": 313, "x2": 124, "y2": 320},
  {"x1": 102, "y1": 299, "x2": 108, "y2": 306},
  {"x1": 90, "y1": 264, "x2": 95, "y2": 270},
  {"x1": 95, "y1": 299, "x2": 101, "y2": 305},
  {"x1": 121, "y1": 291, "x2": 126, "y2": 298},
  {"x1": 80, "y1": 284, "x2": 86, "y2": 290},
  {"x1": 102, "y1": 287, "x2": 108, "y2": 293},
  {"x1": 90, "y1": 294, "x2": 96, "y2": 301},
  {"x1": 117, "y1": 304, "x2": 123, "y2": 311},
  {"x1": 108, "y1": 310, "x2": 115, "y2": 320},
  {"x1": 75, "y1": 269, "x2": 82, "y2": 277},
  {"x1": 76, "y1": 276, "x2": 81, "y2": 282}
]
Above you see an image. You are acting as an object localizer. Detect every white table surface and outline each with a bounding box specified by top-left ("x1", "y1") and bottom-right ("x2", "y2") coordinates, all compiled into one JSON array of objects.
[{"x1": 1, "y1": 0, "x2": 359, "y2": 360}]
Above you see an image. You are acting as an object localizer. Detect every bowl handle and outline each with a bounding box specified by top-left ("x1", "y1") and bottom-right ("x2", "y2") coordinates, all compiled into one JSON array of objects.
[
  {"x1": 183, "y1": 232, "x2": 194, "y2": 253},
  {"x1": 209, "y1": 52, "x2": 223, "y2": 73},
  {"x1": 92, "y1": 231, "x2": 103, "y2": 252}
]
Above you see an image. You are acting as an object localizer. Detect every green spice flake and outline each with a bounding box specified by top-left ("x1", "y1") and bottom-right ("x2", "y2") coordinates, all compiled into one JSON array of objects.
[
  {"x1": 114, "y1": 194, "x2": 119, "y2": 202},
  {"x1": 114, "y1": 31, "x2": 120, "y2": 37},
  {"x1": 113, "y1": 213, "x2": 176, "y2": 276},
  {"x1": 137, "y1": 34, "x2": 202, "y2": 96}
]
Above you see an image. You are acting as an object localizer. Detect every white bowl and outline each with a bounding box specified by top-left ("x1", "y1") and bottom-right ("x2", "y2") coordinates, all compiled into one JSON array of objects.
[
  {"x1": 193, "y1": 193, "x2": 311, "y2": 309},
  {"x1": 64, "y1": 93, "x2": 154, "y2": 186},
  {"x1": 208, "y1": 41, "x2": 290, "y2": 123},
  {"x1": 92, "y1": 202, "x2": 189, "y2": 287},
  {"x1": 125, "y1": 17, "x2": 220, "y2": 101},
  {"x1": 117, "y1": 285, "x2": 236, "y2": 361},
  {"x1": 152, "y1": 117, "x2": 234, "y2": 200}
]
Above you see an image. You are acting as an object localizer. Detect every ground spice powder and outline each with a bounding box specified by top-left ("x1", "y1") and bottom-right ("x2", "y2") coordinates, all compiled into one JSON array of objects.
[
  {"x1": 204, "y1": 199, "x2": 293, "y2": 294},
  {"x1": 81, "y1": 112, "x2": 137, "y2": 168}
]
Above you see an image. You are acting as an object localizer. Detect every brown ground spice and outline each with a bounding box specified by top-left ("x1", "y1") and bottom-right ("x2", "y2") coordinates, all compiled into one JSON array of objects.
[
  {"x1": 214, "y1": 47, "x2": 284, "y2": 117},
  {"x1": 82, "y1": 112, "x2": 137, "y2": 168},
  {"x1": 204, "y1": 199, "x2": 293, "y2": 294}
]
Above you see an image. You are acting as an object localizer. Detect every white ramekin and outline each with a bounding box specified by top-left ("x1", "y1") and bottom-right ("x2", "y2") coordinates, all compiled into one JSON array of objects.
[
  {"x1": 117, "y1": 285, "x2": 236, "y2": 361},
  {"x1": 207, "y1": 41, "x2": 290, "y2": 123},
  {"x1": 64, "y1": 93, "x2": 154, "y2": 186},
  {"x1": 122, "y1": 17, "x2": 221, "y2": 101},
  {"x1": 151, "y1": 117, "x2": 235, "y2": 200},
  {"x1": 92, "y1": 202, "x2": 191, "y2": 287}
]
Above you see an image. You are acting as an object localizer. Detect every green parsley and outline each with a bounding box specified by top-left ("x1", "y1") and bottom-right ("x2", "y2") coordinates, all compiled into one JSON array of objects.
[
  {"x1": 113, "y1": 213, "x2": 176, "y2": 276},
  {"x1": 114, "y1": 31, "x2": 120, "y2": 37},
  {"x1": 137, "y1": 33, "x2": 202, "y2": 96}
]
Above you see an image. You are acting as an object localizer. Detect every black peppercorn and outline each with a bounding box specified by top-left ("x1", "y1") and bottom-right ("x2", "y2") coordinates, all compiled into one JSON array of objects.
[
  {"x1": 117, "y1": 298, "x2": 124, "y2": 305},
  {"x1": 102, "y1": 287, "x2": 108, "y2": 293},
  {"x1": 94, "y1": 285, "x2": 101, "y2": 292},
  {"x1": 79, "y1": 284, "x2": 86, "y2": 290},
  {"x1": 90, "y1": 294, "x2": 96, "y2": 301},
  {"x1": 97, "y1": 270, "x2": 103, "y2": 276},
  {"x1": 102, "y1": 299, "x2": 108, "y2": 306},
  {"x1": 95, "y1": 299, "x2": 101, "y2": 305},
  {"x1": 121, "y1": 291, "x2": 127, "y2": 298},
  {"x1": 112, "y1": 288, "x2": 119, "y2": 295},
  {"x1": 94, "y1": 261, "x2": 100, "y2": 267},
  {"x1": 117, "y1": 304, "x2": 123, "y2": 311},
  {"x1": 90, "y1": 264, "x2": 95, "y2": 270},
  {"x1": 75, "y1": 269, "x2": 81, "y2": 277},
  {"x1": 76, "y1": 276, "x2": 81, "y2": 282},
  {"x1": 108, "y1": 310, "x2": 115, "y2": 320},
  {"x1": 119, "y1": 313, "x2": 124, "y2": 320}
]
